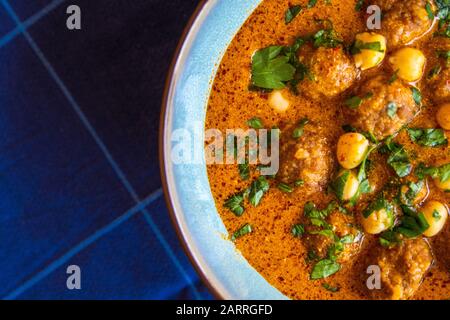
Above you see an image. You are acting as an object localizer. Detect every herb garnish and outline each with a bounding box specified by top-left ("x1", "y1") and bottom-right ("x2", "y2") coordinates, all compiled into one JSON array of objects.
[
  {"x1": 380, "y1": 137, "x2": 412, "y2": 178},
  {"x1": 251, "y1": 46, "x2": 297, "y2": 89},
  {"x1": 292, "y1": 118, "x2": 310, "y2": 138},
  {"x1": 231, "y1": 223, "x2": 253, "y2": 242},
  {"x1": 224, "y1": 192, "x2": 245, "y2": 217},
  {"x1": 411, "y1": 87, "x2": 422, "y2": 106},
  {"x1": 278, "y1": 182, "x2": 294, "y2": 193},
  {"x1": 355, "y1": 0, "x2": 365, "y2": 11},
  {"x1": 292, "y1": 224, "x2": 305, "y2": 237},
  {"x1": 428, "y1": 65, "x2": 442, "y2": 79},
  {"x1": 322, "y1": 283, "x2": 340, "y2": 292},
  {"x1": 407, "y1": 128, "x2": 448, "y2": 147},
  {"x1": 416, "y1": 162, "x2": 450, "y2": 185},
  {"x1": 399, "y1": 180, "x2": 424, "y2": 206},
  {"x1": 285, "y1": 5, "x2": 302, "y2": 24},
  {"x1": 426, "y1": 2, "x2": 435, "y2": 20},
  {"x1": 248, "y1": 176, "x2": 270, "y2": 207},
  {"x1": 246, "y1": 117, "x2": 264, "y2": 129},
  {"x1": 344, "y1": 92, "x2": 373, "y2": 109},
  {"x1": 350, "y1": 40, "x2": 384, "y2": 55},
  {"x1": 386, "y1": 102, "x2": 397, "y2": 119},
  {"x1": 396, "y1": 205, "x2": 430, "y2": 238},
  {"x1": 311, "y1": 259, "x2": 341, "y2": 280}
]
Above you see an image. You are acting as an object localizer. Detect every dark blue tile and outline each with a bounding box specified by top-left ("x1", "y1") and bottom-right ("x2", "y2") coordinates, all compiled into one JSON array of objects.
[
  {"x1": 143, "y1": 196, "x2": 213, "y2": 300},
  {"x1": 0, "y1": 36, "x2": 134, "y2": 296},
  {"x1": 27, "y1": 0, "x2": 200, "y2": 198},
  {"x1": 0, "y1": 5, "x2": 15, "y2": 38},
  {"x1": 9, "y1": 0, "x2": 55, "y2": 21},
  {"x1": 19, "y1": 213, "x2": 208, "y2": 299}
]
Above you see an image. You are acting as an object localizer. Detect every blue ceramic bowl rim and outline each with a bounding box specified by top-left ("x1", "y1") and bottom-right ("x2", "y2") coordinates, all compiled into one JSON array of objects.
[{"x1": 160, "y1": 0, "x2": 287, "y2": 300}]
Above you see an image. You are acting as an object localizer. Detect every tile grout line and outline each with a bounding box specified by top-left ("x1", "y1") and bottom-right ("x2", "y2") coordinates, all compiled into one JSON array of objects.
[
  {"x1": 1, "y1": 0, "x2": 202, "y2": 300},
  {"x1": 4, "y1": 188, "x2": 163, "y2": 300},
  {"x1": 0, "y1": 0, "x2": 67, "y2": 49}
]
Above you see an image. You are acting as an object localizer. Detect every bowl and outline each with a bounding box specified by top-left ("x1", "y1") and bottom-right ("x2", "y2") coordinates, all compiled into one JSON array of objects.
[{"x1": 160, "y1": 0, "x2": 287, "y2": 300}]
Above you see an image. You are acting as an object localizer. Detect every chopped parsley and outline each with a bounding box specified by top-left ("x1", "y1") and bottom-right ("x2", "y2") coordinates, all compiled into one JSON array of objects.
[
  {"x1": 248, "y1": 176, "x2": 270, "y2": 207},
  {"x1": 292, "y1": 118, "x2": 310, "y2": 138},
  {"x1": 322, "y1": 283, "x2": 340, "y2": 292},
  {"x1": 407, "y1": 128, "x2": 448, "y2": 147},
  {"x1": 399, "y1": 180, "x2": 425, "y2": 206},
  {"x1": 426, "y1": 2, "x2": 435, "y2": 20},
  {"x1": 428, "y1": 65, "x2": 442, "y2": 79},
  {"x1": 312, "y1": 28, "x2": 343, "y2": 48},
  {"x1": 355, "y1": 0, "x2": 365, "y2": 11},
  {"x1": 386, "y1": 102, "x2": 397, "y2": 119},
  {"x1": 278, "y1": 182, "x2": 294, "y2": 193},
  {"x1": 251, "y1": 46, "x2": 296, "y2": 89},
  {"x1": 285, "y1": 5, "x2": 302, "y2": 24},
  {"x1": 231, "y1": 223, "x2": 253, "y2": 242},
  {"x1": 344, "y1": 92, "x2": 373, "y2": 109},
  {"x1": 350, "y1": 40, "x2": 384, "y2": 55},
  {"x1": 411, "y1": 87, "x2": 422, "y2": 106},
  {"x1": 416, "y1": 162, "x2": 450, "y2": 185},
  {"x1": 246, "y1": 117, "x2": 264, "y2": 129},
  {"x1": 292, "y1": 224, "x2": 305, "y2": 237},
  {"x1": 311, "y1": 259, "x2": 341, "y2": 280},
  {"x1": 396, "y1": 205, "x2": 430, "y2": 238},
  {"x1": 224, "y1": 192, "x2": 245, "y2": 217},
  {"x1": 433, "y1": 209, "x2": 442, "y2": 221},
  {"x1": 380, "y1": 137, "x2": 412, "y2": 178}
]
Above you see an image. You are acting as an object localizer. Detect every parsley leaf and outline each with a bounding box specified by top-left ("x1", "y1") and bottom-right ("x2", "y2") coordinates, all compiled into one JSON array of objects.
[
  {"x1": 381, "y1": 137, "x2": 412, "y2": 177},
  {"x1": 231, "y1": 223, "x2": 253, "y2": 242},
  {"x1": 386, "y1": 102, "x2": 397, "y2": 118},
  {"x1": 411, "y1": 87, "x2": 422, "y2": 106},
  {"x1": 285, "y1": 5, "x2": 302, "y2": 24},
  {"x1": 311, "y1": 259, "x2": 341, "y2": 280},
  {"x1": 312, "y1": 29, "x2": 343, "y2": 48},
  {"x1": 292, "y1": 224, "x2": 305, "y2": 237},
  {"x1": 246, "y1": 117, "x2": 264, "y2": 129},
  {"x1": 407, "y1": 128, "x2": 448, "y2": 147},
  {"x1": 248, "y1": 176, "x2": 270, "y2": 207},
  {"x1": 251, "y1": 46, "x2": 296, "y2": 89},
  {"x1": 224, "y1": 192, "x2": 245, "y2": 216}
]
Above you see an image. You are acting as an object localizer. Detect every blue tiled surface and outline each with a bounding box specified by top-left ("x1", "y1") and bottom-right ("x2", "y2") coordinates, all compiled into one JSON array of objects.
[{"x1": 0, "y1": 0, "x2": 212, "y2": 299}]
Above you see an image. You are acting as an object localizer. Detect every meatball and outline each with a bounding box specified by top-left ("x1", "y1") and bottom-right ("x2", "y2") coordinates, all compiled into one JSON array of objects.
[
  {"x1": 298, "y1": 47, "x2": 358, "y2": 100},
  {"x1": 379, "y1": 0, "x2": 433, "y2": 48},
  {"x1": 429, "y1": 67, "x2": 450, "y2": 104},
  {"x1": 303, "y1": 210, "x2": 363, "y2": 263},
  {"x1": 278, "y1": 124, "x2": 333, "y2": 188},
  {"x1": 371, "y1": 239, "x2": 433, "y2": 300},
  {"x1": 345, "y1": 75, "x2": 419, "y2": 140}
]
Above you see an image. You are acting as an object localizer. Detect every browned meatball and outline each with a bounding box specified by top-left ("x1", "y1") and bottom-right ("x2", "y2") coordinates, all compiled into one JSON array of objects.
[
  {"x1": 278, "y1": 124, "x2": 334, "y2": 189},
  {"x1": 371, "y1": 238, "x2": 433, "y2": 300},
  {"x1": 303, "y1": 210, "x2": 363, "y2": 263},
  {"x1": 379, "y1": 0, "x2": 433, "y2": 48},
  {"x1": 345, "y1": 75, "x2": 419, "y2": 140},
  {"x1": 429, "y1": 67, "x2": 450, "y2": 104},
  {"x1": 298, "y1": 47, "x2": 358, "y2": 100}
]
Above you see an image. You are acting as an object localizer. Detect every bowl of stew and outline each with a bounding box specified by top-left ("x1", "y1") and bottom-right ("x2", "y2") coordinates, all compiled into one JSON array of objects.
[{"x1": 161, "y1": 0, "x2": 450, "y2": 300}]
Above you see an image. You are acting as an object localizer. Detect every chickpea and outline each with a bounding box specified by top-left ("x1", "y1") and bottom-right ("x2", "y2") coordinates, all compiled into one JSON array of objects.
[
  {"x1": 388, "y1": 48, "x2": 426, "y2": 82},
  {"x1": 337, "y1": 133, "x2": 369, "y2": 169},
  {"x1": 436, "y1": 103, "x2": 450, "y2": 130},
  {"x1": 353, "y1": 32, "x2": 387, "y2": 71},
  {"x1": 335, "y1": 170, "x2": 360, "y2": 201},
  {"x1": 268, "y1": 90, "x2": 290, "y2": 113},
  {"x1": 361, "y1": 205, "x2": 394, "y2": 235},
  {"x1": 422, "y1": 201, "x2": 448, "y2": 237},
  {"x1": 399, "y1": 180, "x2": 428, "y2": 205}
]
